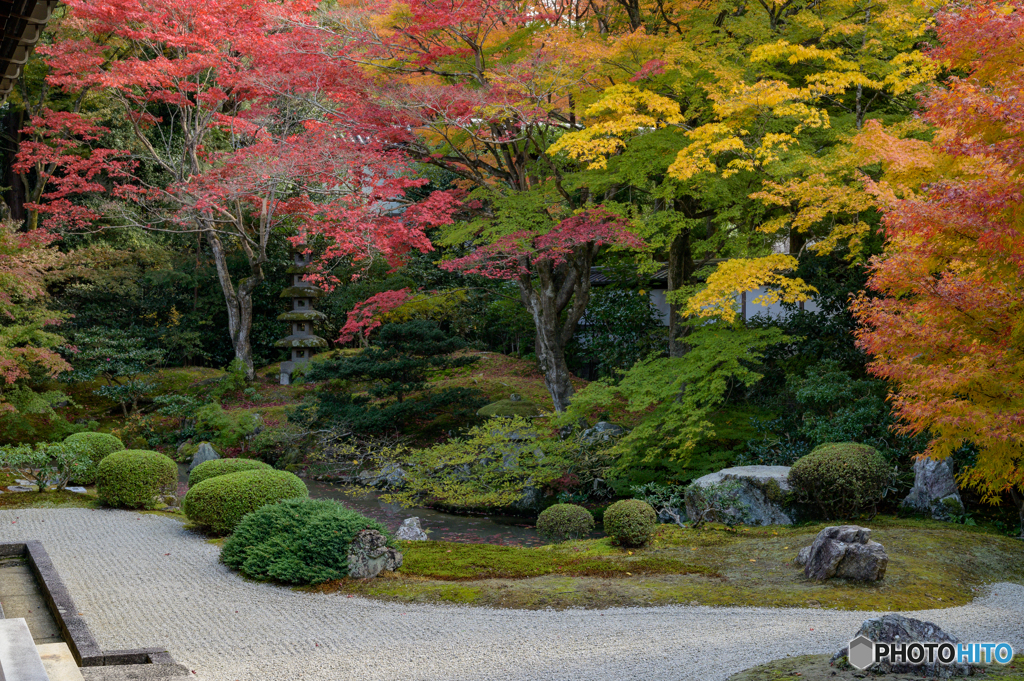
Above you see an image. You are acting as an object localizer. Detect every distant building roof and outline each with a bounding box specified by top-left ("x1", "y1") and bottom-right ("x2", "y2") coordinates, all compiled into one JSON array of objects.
[{"x1": 0, "y1": 0, "x2": 57, "y2": 102}]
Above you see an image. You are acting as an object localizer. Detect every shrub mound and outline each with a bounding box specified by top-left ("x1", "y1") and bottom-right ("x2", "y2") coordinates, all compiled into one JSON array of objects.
[
  {"x1": 536, "y1": 503, "x2": 595, "y2": 543},
  {"x1": 96, "y1": 449, "x2": 176, "y2": 509},
  {"x1": 183, "y1": 469, "x2": 308, "y2": 535},
  {"x1": 63, "y1": 432, "x2": 125, "y2": 484},
  {"x1": 221, "y1": 497, "x2": 391, "y2": 584},
  {"x1": 788, "y1": 442, "x2": 892, "y2": 519},
  {"x1": 603, "y1": 499, "x2": 657, "y2": 548},
  {"x1": 188, "y1": 458, "x2": 272, "y2": 488}
]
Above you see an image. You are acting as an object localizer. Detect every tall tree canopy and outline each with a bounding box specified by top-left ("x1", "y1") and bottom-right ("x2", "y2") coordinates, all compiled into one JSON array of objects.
[{"x1": 852, "y1": 0, "x2": 1024, "y2": 533}]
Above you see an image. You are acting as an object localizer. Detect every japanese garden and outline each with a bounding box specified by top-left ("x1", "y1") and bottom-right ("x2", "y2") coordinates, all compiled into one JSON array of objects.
[{"x1": 0, "y1": 0, "x2": 1021, "y2": 679}]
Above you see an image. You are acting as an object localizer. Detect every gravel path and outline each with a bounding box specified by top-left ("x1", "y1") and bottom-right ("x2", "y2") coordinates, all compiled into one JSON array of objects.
[{"x1": 1, "y1": 508, "x2": 1022, "y2": 681}]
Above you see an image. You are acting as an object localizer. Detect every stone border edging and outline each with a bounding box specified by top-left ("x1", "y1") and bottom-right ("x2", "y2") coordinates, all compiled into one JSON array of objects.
[{"x1": 0, "y1": 541, "x2": 176, "y2": 668}]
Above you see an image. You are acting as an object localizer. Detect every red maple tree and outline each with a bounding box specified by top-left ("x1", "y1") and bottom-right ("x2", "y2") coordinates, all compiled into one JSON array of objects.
[
  {"x1": 23, "y1": 0, "x2": 458, "y2": 378},
  {"x1": 852, "y1": 0, "x2": 1024, "y2": 533}
]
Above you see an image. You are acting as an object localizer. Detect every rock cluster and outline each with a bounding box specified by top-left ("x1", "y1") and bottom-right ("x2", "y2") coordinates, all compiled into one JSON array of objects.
[
  {"x1": 579, "y1": 422, "x2": 626, "y2": 446},
  {"x1": 901, "y1": 457, "x2": 964, "y2": 521},
  {"x1": 831, "y1": 614, "x2": 971, "y2": 678},
  {"x1": 797, "y1": 525, "x2": 888, "y2": 581},
  {"x1": 346, "y1": 529, "x2": 403, "y2": 579},
  {"x1": 684, "y1": 466, "x2": 794, "y2": 526},
  {"x1": 396, "y1": 517, "x2": 428, "y2": 541}
]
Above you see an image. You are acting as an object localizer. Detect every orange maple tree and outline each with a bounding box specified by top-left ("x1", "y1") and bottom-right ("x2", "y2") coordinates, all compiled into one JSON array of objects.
[{"x1": 852, "y1": 0, "x2": 1024, "y2": 533}]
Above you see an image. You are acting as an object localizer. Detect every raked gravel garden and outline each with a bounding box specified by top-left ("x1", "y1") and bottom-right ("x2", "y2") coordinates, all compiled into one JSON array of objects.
[{"x1": 2, "y1": 506, "x2": 1024, "y2": 681}]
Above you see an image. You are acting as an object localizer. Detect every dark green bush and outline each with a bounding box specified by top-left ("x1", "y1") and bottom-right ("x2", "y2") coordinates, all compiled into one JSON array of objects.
[
  {"x1": 788, "y1": 442, "x2": 893, "y2": 519},
  {"x1": 221, "y1": 497, "x2": 392, "y2": 584},
  {"x1": 188, "y1": 458, "x2": 272, "y2": 488},
  {"x1": 536, "y1": 503, "x2": 595, "y2": 543},
  {"x1": 96, "y1": 449, "x2": 177, "y2": 509},
  {"x1": 183, "y1": 469, "x2": 308, "y2": 535},
  {"x1": 63, "y1": 432, "x2": 126, "y2": 484},
  {"x1": 603, "y1": 499, "x2": 657, "y2": 547}
]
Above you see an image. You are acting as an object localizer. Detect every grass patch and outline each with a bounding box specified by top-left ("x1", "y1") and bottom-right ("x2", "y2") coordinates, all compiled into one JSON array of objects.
[
  {"x1": 397, "y1": 539, "x2": 715, "y2": 580},
  {"x1": 312, "y1": 518, "x2": 1024, "y2": 611},
  {"x1": 0, "y1": 490, "x2": 97, "y2": 510}
]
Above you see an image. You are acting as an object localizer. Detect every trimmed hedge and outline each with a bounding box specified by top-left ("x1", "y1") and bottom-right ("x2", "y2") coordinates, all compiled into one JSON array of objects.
[
  {"x1": 221, "y1": 497, "x2": 391, "y2": 584},
  {"x1": 788, "y1": 442, "x2": 892, "y2": 519},
  {"x1": 96, "y1": 449, "x2": 177, "y2": 509},
  {"x1": 536, "y1": 503, "x2": 595, "y2": 543},
  {"x1": 183, "y1": 469, "x2": 308, "y2": 535},
  {"x1": 64, "y1": 432, "x2": 125, "y2": 484},
  {"x1": 188, "y1": 458, "x2": 272, "y2": 488},
  {"x1": 603, "y1": 499, "x2": 657, "y2": 548}
]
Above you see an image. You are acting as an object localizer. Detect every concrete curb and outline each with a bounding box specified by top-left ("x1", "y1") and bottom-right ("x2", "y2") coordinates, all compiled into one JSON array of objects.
[{"x1": 0, "y1": 542, "x2": 176, "y2": 669}]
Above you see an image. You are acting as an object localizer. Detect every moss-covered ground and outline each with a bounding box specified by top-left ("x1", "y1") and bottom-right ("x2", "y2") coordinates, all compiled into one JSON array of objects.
[
  {"x1": 316, "y1": 518, "x2": 1024, "y2": 610},
  {"x1": 726, "y1": 654, "x2": 1024, "y2": 680}
]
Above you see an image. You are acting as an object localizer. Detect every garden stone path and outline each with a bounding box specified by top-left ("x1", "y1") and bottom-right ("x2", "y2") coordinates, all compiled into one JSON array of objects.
[{"x1": 2, "y1": 508, "x2": 1022, "y2": 681}]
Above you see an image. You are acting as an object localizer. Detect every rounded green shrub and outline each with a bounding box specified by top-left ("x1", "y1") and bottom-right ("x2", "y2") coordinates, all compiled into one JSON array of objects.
[
  {"x1": 183, "y1": 469, "x2": 308, "y2": 535},
  {"x1": 188, "y1": 458, "x2": 272, "y2": 488},
  {"x1": 96, "y1": 450, "x2": 177, "y2": 509},
  {"x1": 63, "y1": 432, "x2": 125, "y2": 484},
  {"x1": 221, "y1": 497, "x2": 391, "y2": 584},
  {"x1": 788, "y1": 442, "x2": 892, "y2": 519},
  {"x1": 603, "y1": 499, "x2": 657, "y2": 548},
  {"x1": 536, "y1": 503, "x2": 595, "y2": 543}
]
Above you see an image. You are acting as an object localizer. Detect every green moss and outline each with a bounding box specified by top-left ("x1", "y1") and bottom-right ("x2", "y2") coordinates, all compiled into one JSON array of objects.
[
  {"x1": 277, "y1": 311, "x2": 327, "y2": 322},
  {"x1": 274, "y1": 336, "x2": 329, "y2": 348},
  {"x1": 476, "y1": 399, "x2": 544, "y2": 417},
  {"x1": 726, "y1": 654, "x2": 1024, "y2": 681},
  {"x1": 311, "y1": 518, "x2": 1024, "y2": 611},
  {"x1": 279, "y1": 287, "x2": 325, "y2": 298}
]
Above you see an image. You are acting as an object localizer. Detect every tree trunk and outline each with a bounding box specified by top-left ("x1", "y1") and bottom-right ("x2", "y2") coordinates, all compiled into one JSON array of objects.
[
  {"x1": 667, "y1": 230, "x2": 693, "y2": 358},
  {"x1": 1010, "y1": 487, "x2": 1024, "y2": 539},
  {"x1": 516, "y1": 245, "x2": 597, "y2": 412},
  {"x1": 206, "y1": 229, "x2": 262, "y2": 381}
]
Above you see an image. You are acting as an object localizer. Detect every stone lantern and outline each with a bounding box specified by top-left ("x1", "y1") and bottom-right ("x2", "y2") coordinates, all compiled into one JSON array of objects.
[{"x1": 276, "y1": 247, "x2": 327, "y2": 385}]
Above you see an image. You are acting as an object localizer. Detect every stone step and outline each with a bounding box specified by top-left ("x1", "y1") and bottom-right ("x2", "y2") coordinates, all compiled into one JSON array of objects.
[
  {"x1": 79, "y1": 663, "x2": 192, "y2": 681},
  {"x1": 0, "y1": 618, "x2": 50, "y2": 681},
  {"x1": 37, "y1": 643, "x2": 84, "y2": 681}
]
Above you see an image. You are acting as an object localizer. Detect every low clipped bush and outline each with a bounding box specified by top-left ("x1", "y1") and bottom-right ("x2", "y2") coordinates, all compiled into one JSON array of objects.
[
  {"x1": 188, "y1": 458, "x2": 272, "y2": 488},
  {"x1": 536, "y1": 503, "x2": 595, "y2": 543},
  {"x1": 788, "y1": 442, "x2": 892, "y2": 519},
  {"x1": 96, "y1": 450, "x2": 177, "y2": 509},
  {"x1": 63, "y1": 432, "x2": 125, "y2": 484},
  {"x1": 603, "y1": 499, "x2": 657, "y2": 548},
  {"x1": 221, "y1": 497, "x2": 391, "y2": 584},
  {"x1": 183, "y1": 469, "x2": 308, "y2": 535}
]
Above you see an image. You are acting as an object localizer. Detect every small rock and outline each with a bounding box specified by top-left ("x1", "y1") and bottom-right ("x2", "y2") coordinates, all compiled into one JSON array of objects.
[
  {"x1": 64, "y1": 486, "x2": 88, "y2": 494},
  {"x1": 396, "y1": 517, "x2": 428, "y2": 541},
  {"x1": 7, "y1": 485, "x2": 36, "y2": 492},
  {"x1": 901, "y1": 457, "x2": 965, "y2": 521},
  {"x1": 831, "y1": 614, "x2": 971, "y2": 677},
  {"x1": 347, "y1": 529, "x2": 403, "y2": 579},
  {"x1": 799, "y1": 525, "x2": 888, "y2": 581},
  {"x1": 187, "y1": 442, "x2": 220, "y2": 473}
]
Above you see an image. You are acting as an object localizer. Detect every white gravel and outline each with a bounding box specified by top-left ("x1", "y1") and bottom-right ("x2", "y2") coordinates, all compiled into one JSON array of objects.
[{"x1": 1, "y1": 507, "x2": 1022, "y2": 681}]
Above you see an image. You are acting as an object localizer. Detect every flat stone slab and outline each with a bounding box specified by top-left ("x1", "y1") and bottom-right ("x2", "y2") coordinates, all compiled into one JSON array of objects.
[
  {"x1": 38, "y1": 642, "x2": 85, "y2": 681},
  {"x1": 0, "y1": 618, "x2": 50, "y2": 681},
  {"x1": 689, "y1": 465, "x2": 792, "y2": 490}
]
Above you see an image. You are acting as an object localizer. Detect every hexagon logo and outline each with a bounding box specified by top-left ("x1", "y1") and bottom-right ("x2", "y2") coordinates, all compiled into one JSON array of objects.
[{"x1": 848, "y1": 636, "x2": 875, "y2": 670}]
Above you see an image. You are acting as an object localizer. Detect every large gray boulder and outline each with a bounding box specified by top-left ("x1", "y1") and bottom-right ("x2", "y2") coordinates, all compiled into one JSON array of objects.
[
  {"x1": 684, "y1": 466, "x2": 794, "y2": 526},
  {"x1": 580, "y1": 421, "x2": 626, "y2": 446},
  {"x1": 347, "y1": 529, "x2": 403, "y2": 579},
  {"x1": 901, "y1": 457, "x2": 964, "y2": 521},
  {"x1": 831, "y1": 614, "x2": 971, "y2": 677},
  {"x1": 395, "y1": 517, "x2": 428, "y2": 541},
  {"x1": 187, "y1": 442, "x2": 219, "y2": 473},
  {"x1": 797, "y1": 525, "x2": 888, "y2": 581}
]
